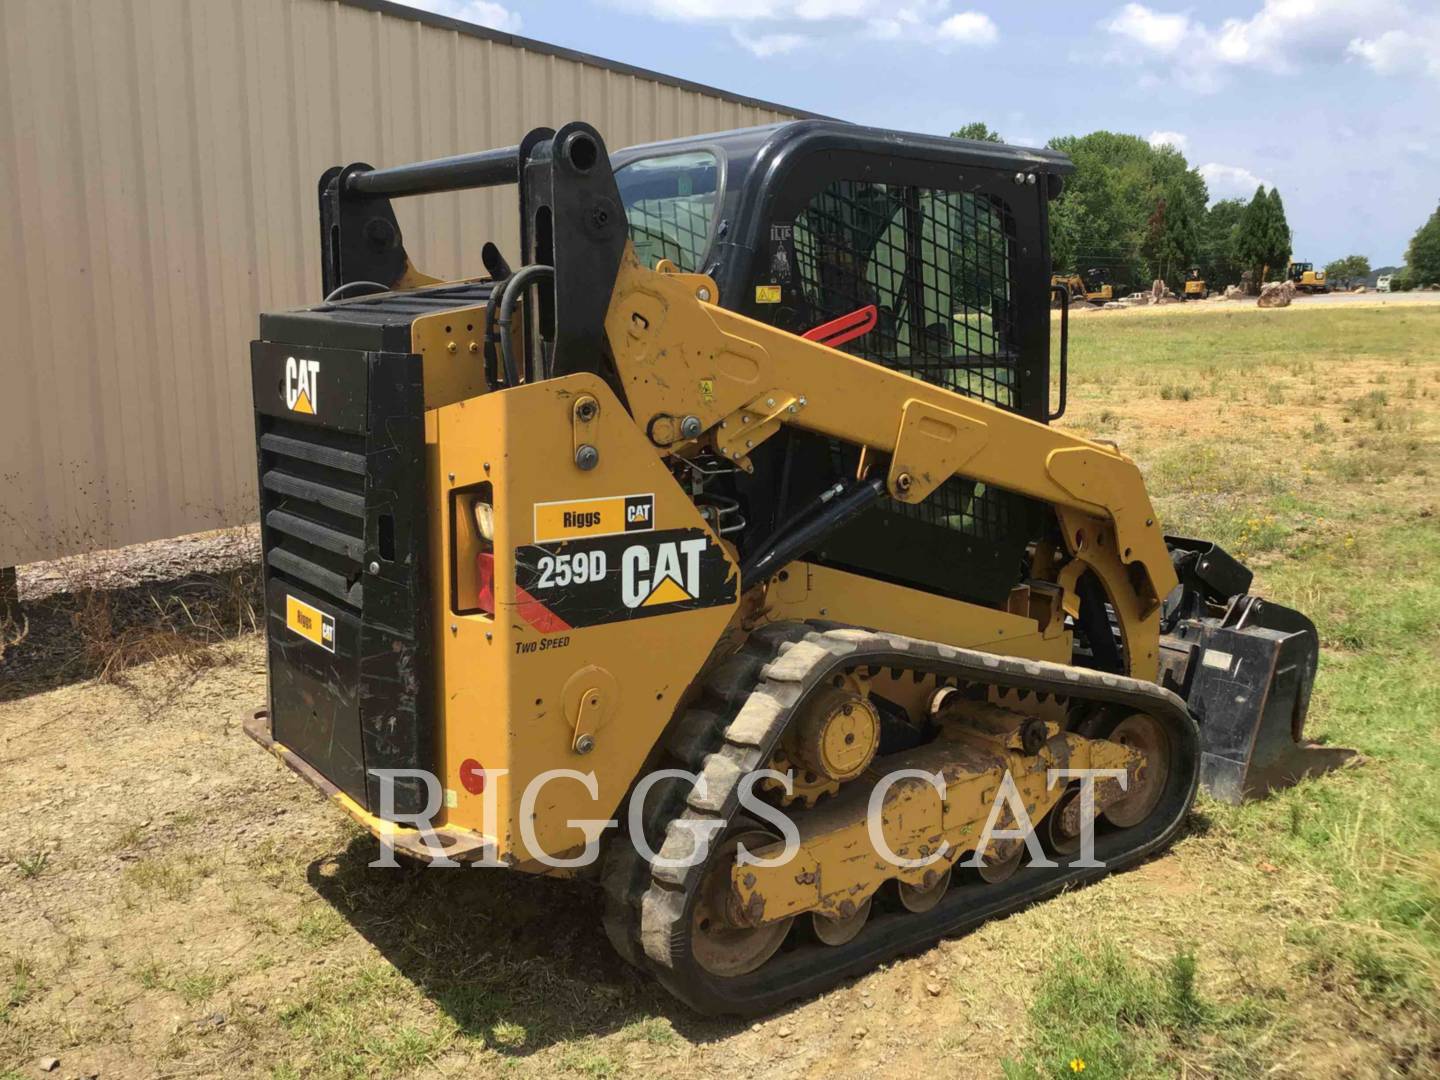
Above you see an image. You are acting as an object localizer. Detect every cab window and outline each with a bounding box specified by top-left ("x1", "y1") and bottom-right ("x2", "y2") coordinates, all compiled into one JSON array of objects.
[{"x1": 615, "y1": 150, "x2": 720, "y2": 272}]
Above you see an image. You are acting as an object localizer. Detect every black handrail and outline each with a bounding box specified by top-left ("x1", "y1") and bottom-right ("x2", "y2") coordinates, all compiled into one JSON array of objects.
[
  {"x1": 1048, "y1": 283, "x2": 1070, "y2": 421},
  {"x1": 345, "y1": 145, "x2": 520, "y2": 198}
]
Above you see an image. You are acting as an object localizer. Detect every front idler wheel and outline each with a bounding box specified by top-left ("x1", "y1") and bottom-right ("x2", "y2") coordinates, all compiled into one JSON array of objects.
[
  {"x1": 690, "y1": 828, "x2": 795, "y2": 978},
  {"x1": 1102, "y1": 713, "x2": 1171, "y2": 828}
]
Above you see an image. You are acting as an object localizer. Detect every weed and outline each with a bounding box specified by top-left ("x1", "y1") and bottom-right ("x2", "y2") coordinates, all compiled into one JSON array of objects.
[
  {"x1": 112, "y1": 823, "x2": 147, "y2": 850},
  {"x1": 1165, "y1": 949, "x2": 1207, "y2": 1028},
  {"x1": 1, "y1": 958, "x2": 38, "y2": 1020},
  {"x1": 558, "y1": 1043, "x2": 620, "y2": 1078},
  {"x1": 175, "y1": 969, "x2": 224, "y2": 1005},
  {"x1": 122, "y1": 853, "x2": 215, "y2": 901},
  {"x1": 620, "y1": 1016, "x2": 677, "y2": 1046},
  {"x1": 1001, "y1": 944, "x2": 1268, "y2": 1079},
  {"x1": 491, "y1": 1020, "x2": 528, "y2": 1049},
  {"x1": 133, "y1": 958, "x2": 169, "y2": 990},
  {"x1": 295, "y1": 907, "x2": 348, "y2": 948},
  {"x1": 12, "y1": 850, "x2": 49, "y2": 880}
]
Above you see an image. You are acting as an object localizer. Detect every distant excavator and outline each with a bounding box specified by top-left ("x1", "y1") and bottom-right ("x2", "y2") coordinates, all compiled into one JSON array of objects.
[
  {"x1": 1287, "y1": 261, "x2": 1330, "y2": 293},
  {"x1": 1051, "y1": 266, "x2": 1118, "y2": 305}
]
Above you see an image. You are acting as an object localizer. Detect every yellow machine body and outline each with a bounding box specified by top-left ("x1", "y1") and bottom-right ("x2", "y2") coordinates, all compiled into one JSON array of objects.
[{"x1": 248, "y1": 121, "x2": 1349, "y2": 1013}]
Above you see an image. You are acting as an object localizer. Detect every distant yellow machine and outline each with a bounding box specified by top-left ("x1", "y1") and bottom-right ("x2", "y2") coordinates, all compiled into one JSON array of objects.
[
  {"x1": 1050, "y1": 267, "x2": 1116, "y2": 304},
  {"x1": 1287, "y1": 261, "x2": 1329, "y2": 293},
  {"x1": 1181, "y1": 267, "x2": 1207, "y2": 300}
]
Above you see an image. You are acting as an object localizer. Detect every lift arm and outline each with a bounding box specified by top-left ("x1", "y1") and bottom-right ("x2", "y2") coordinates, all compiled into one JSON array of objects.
[{"x1": 603, "y1": 248, "x2": 1177, "y2": 680}]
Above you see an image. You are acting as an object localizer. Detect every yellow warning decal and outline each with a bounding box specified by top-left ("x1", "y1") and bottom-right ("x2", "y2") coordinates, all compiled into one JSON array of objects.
[
  {"x1": 755, "y1": 284, "x2": 782, "y2": 304},
  {"x1": 286, "y1": 594, "x2": 336, "y2": 653},
  {"x1": 534, "y1": 493, "x2": 654, "y2": 543}
]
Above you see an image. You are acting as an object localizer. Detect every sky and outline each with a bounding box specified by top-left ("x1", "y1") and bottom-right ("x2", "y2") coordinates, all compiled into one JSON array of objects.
[{"x1": 395, "y1": 0, "x2": 1440, "y2": 267}]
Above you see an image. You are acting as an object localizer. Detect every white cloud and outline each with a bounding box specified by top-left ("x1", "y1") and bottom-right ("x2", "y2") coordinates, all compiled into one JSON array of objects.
[
  {"x1": 1101, "y1": 0, "x2": 1438, "y2": 91},
  {"x1": 615, "y1": 1, "x2": 990, "y2": 53},
  {"x1": 1211, "y1": 0, "x2": 1406, "y2": 69},
  {"x1": 731, "y1": 29, "x2": 807, "y2": 57},
  {"x1": 393, "y1": 0, "x2": 522, "y2": 33},
  {"x1": 1147, "y1": 130, "x2": 1189, "y2": 153},
  {"x1": 937, "y1": 12, "x2": 998, "y2": 47},
  {"x1": 1199, "y1": 162, "x2": 1272, "y2": 201},
  {"x1": 1106, "y1": 3, "x2": 1190, "y2": 54},
  {"x1": 1349, "y1": 23, "x2": 1440, "y2": 82}
]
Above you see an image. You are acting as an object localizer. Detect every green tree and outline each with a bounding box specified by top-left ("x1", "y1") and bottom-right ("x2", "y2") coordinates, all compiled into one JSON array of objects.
[
  {"x1": 1234, "y1": 186, "x2": 1270, "y2": 283},
  {"x1": 1235, "y1": 185, "x2": 1291, "y2": 283},
  {"x1": 1142, "y1": 182, "x2": 1201, "y2": 283},
  {"x1": 1267, "y1": 187, "x2": 1292, "y2": 275},
  {"x1": 1044, "y1": 130, "x2": 1208, "y2": 288},
  {"x1": 1323, "y1": 254, "x2": 1371, "y2": 287},
  {"x1": 1199, "y1": 198, "x2": 1245, "y2": 286},
  {"x1": 951, "y1": 122, "x2": 1003, "y2": 143},
  {"x1": 1405, "y1": 202, "x2": 1440, "y2": 286}
]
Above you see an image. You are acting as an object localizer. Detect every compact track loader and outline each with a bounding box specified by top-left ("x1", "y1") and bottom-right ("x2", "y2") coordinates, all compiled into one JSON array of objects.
[{"x1": 246, "y1": 121, "x2": 1352, "y2": 1014}]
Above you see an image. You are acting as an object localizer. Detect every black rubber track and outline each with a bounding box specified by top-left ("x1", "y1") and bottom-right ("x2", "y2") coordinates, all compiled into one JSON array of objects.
[{"x1": 602, "y1": 622, "x2": 1202, "y2": 1016}]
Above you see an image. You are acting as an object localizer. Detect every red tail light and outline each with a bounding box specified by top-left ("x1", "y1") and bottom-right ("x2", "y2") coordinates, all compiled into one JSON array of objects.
[
  {"x1": 459, "y1": 758, "x2": 486, "y2": 795},
  {"x1": 476, "y1": 551, "x2": 496, "y2": 616}
]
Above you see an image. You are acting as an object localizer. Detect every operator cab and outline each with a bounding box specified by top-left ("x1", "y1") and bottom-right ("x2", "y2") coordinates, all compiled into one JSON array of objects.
[{"x1": 611, "y1": 120, "x2": 1073, "y2": 608}]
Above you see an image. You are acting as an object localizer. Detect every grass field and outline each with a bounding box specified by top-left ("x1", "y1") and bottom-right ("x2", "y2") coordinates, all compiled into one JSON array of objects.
[{"x1": 1, "y1": 302, "x2": 1437, "y2": 1078}]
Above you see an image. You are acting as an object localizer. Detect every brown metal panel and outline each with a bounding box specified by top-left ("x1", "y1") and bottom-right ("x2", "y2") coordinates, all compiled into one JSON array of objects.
[{"x1": 0, "y1": 0, "x2": 802, "y2": 567}]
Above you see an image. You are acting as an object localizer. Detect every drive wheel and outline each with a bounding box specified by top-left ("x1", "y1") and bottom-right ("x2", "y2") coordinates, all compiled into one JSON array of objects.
[
  {"x1": 1103, "y1": 713, "x2": 1170, "y2": 828},
  {"x1": 690, "y1": 827, "x2": 794, "y2": 978}
]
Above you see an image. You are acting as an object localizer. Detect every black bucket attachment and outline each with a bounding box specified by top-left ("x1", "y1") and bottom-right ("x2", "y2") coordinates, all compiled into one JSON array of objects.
[{"x1": 1158, "y1": 538, "x2": 1356, "y2": 803}]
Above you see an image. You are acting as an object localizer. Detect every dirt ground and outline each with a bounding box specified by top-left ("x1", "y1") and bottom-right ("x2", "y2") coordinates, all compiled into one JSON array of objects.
[
  {"x1": 5, "y1": 654, "x2": 1405, "y2": 1079},
  {"x1": 3, "y1": 302, "x2": 1438, "y2": 1078}
]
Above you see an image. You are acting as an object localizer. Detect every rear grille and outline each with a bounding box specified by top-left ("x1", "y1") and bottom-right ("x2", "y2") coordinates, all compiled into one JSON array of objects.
[{"x1": 258, "y1": 415, "x2": 367, "y2": 612}]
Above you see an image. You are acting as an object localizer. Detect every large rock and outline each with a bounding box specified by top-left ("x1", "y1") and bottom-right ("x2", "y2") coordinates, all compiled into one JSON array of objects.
[
  {"x1": 1225, "y1": 285, "x2": 1244, "y2": 300},
  {"x1": 1351, "y1": 285, "x2": 1367, "y2": 293},
  {"x1": 1258, "y1": 280, "x2": 1296, "y2": 308}
]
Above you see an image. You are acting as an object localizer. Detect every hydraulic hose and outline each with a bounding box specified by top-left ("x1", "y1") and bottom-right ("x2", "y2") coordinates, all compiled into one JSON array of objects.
[
  {"x1": 740, "y1": 476, "x2": 887, "y2": 591},
  {"x1": 324, "y1": 280, "x2": 390, "y2": 303}
]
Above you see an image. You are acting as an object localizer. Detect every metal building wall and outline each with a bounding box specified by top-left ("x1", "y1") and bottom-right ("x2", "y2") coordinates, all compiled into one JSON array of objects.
[{"x1": 0, "y1": 0, "x2": 799, "y2": 567}]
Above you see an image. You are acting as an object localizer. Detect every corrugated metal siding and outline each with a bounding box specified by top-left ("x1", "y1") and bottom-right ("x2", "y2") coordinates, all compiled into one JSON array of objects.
[{"x1": 0, "y1": 0, "x2": 798, "y2": 566}]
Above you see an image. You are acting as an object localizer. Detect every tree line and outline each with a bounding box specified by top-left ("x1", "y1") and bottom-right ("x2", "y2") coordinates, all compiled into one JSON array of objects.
[{"x1": 951, "y1": 123, "x2": 1439, "y2": 293}]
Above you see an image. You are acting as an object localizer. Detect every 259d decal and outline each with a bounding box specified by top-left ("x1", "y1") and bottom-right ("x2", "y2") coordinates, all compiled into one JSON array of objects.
[{"x1": 514, "y1": 528, "x2": 735, "y2": 630}]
